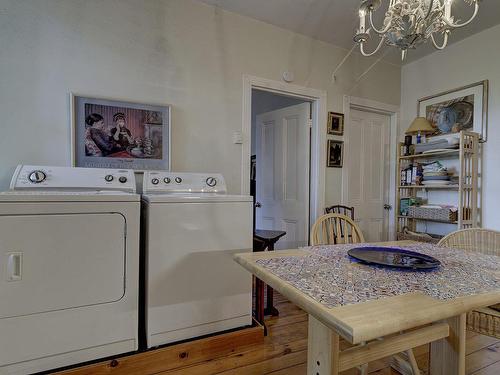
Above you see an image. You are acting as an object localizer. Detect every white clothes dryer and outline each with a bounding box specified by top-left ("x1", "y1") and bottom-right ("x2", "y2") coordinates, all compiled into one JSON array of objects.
[
  {"x1": 141, "y1": 172, "x2": 252, "y2": 348},
  {"x1": 0, "y1": 165, "x2": 140, "y2": 374}
]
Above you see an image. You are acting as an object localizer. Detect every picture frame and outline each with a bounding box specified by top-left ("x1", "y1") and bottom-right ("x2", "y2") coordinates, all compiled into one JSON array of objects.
[
  {"x1": 327, "y1": 111, "x2": 344, "y2": 136},
  {"x1": 327, "y1": 140, "x2": 343, "y2": 168},
  {"x1": 417, "y1": 80, "x2": 488, "y2": 142},
  {"x1": 71, "y1": 94, "x2": 171, "y2": 170}
]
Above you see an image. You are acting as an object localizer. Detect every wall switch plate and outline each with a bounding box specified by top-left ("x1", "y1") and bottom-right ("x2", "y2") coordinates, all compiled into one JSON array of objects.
[{"x1": 232, "y1": 131, "x2": 243, "y2": 144}]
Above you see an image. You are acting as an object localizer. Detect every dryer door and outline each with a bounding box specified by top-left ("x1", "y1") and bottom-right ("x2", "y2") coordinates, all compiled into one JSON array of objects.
[{"x1": 0, "y1": 213, "x2": 126, "y2": 318}]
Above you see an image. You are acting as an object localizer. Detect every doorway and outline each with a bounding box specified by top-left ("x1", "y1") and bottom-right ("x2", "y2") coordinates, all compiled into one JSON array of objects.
[
  {"x1": 241, "y1": 75, "x2": 328, "y2": 249},
  {"x1": 251, "y1": 90, "x2": 311, "y2": 249},
  {"x1": 342, "y1": 96, "x2": 399, "y2": 241}
]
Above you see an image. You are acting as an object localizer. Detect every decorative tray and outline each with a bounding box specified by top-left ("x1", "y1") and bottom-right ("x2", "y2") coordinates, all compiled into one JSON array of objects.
[{"x1": 347, "y1": 246, "x2": 441, "y2": 270}]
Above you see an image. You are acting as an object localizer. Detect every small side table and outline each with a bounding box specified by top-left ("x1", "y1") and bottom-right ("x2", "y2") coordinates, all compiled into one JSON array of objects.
[{"x1": 253, "y1": 229, "x2": 286, "y2": 329}]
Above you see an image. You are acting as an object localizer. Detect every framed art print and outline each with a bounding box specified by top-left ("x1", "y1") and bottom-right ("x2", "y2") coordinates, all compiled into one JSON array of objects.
[
  {"x1": 327, "y1": 140, "x2": 343, "y2": 168},
  {"x1": 71, "y1": 94, "x2": 171, "y2": 170},
  {"x1": 417, "y1": 80, "x2": 488, "y2": 142},
  {"x1": 327, "y1": 112, "x2": 344, "y2": 136}
]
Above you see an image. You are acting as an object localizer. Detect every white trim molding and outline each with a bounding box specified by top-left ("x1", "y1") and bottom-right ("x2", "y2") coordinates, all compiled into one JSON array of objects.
[
  {"x1": 342, "y1": 95, "x2": 400, "y2": 241},
  {"x1": 241, "y1": 74, "x2": 327, "y2": 229}
]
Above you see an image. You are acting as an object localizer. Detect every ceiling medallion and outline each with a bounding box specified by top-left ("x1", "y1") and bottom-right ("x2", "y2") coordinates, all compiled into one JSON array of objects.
[{"x1": 354, "y1": 0, "x2": 480, "y2": 60}]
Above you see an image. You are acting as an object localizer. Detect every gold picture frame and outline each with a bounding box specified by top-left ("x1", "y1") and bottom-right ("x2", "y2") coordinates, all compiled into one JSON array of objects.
[
  {"x1": 327, "y1": 112, "x2": 344, "y2": 136},
  {"x1": 327, "y1": 140, "x2": 343, "y2": 168}
]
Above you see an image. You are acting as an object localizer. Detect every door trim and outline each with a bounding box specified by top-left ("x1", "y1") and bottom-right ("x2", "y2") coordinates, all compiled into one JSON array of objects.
[
  {"x1": 342, "y1": 96, "x2": 400, "y2": 240},
  {"x1": 241, "y1": 75, "x2": 327, "y2": 232}
]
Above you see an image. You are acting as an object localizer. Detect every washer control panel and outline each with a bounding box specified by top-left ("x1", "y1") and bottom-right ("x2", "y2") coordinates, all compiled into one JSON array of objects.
[
  {"x1": 143, "y1": 172, "x2": 227, "y2": 194},
  {"x1": 10, "y1": 165, "x2": 136, "y2": 192}
]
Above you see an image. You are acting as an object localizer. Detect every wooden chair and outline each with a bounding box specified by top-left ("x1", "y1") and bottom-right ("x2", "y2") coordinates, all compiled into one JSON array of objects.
[
  {"x1": 310, "y1": 214, "x2": 421, "y2": 375},
  {"x1": 310, "y1": 213, "x2": 364, "y2": 245},
  {"x1": 324, "y1": 204, "x2": 355, "y2": 219},
  {"x1": 438, "y1": 228, "x2": 500, "y2": 339}
]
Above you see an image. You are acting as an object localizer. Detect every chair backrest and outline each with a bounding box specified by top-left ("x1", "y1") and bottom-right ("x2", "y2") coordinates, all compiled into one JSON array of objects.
[
  {"x1": 310, "y1": 213, "x2": 365, "y2": 245},
  {"x1": 437, "y1": 228, "x2": 500, "y2": 256},
  {"x1": 324, "y1": 205, "x2": 355, "y2": 220}
]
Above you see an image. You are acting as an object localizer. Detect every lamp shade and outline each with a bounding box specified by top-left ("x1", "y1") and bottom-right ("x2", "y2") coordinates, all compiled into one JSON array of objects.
[{"x1": 406, "y1": 117, "x2": 435, "y2": 135}]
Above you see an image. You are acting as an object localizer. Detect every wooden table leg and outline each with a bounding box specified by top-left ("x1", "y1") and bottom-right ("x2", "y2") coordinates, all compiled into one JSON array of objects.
[
  {"x1": 264, "y1": 243, "x2": 279, "y2": 317},
  {"x1": 307, "y1": 315, "x2": 340, "y2": 375},
  {"x1": 254, "y1": 276, "x2": 266, "y2": 334},
  {"x1": 429, "y1": 313, "x2": 466, "y2": 375}
]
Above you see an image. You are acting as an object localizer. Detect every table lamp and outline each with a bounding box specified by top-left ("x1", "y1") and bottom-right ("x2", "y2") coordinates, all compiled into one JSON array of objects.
[{"x1": 406, "y1": 117, "x2": 435, "y2": 143}]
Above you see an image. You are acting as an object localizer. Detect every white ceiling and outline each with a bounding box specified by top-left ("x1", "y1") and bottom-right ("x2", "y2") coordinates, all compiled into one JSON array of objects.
[{"x1": 198, "y1": 0, "x2": 500, "y2": 64}]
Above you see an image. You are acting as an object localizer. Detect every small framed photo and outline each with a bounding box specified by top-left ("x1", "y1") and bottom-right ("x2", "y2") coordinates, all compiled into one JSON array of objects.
[
  {"x1": 327, "y1": 112, "x2": 344, "y2": 135},
  {"x1": 327, "y1": 140, "x2": 343, "y2": 168},
  {"x1": 71, "y1": 94, "x2": 171, "y2": 170}
]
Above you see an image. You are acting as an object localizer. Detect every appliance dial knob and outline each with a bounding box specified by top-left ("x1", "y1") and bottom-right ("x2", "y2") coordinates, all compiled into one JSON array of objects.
[
  {"x1": 206, "y1": 177, "x2": 217, "y2": 187},
  {"x1": 175, "y1": 177, "x2": 182, "y2": 184},
  {"x1": 28, "y1": 170, "x2": 46, "y2": 184},
  {"x1": 151, "y1": 178, "x2": 159, "y2": 185},
  {"x1": 164, "y1": 177, "x2": 171, "y2": 184},
  {"x1": 104, "y1": 175, "x2": 114, "y2": 182},
  {"x1": 118, "y1": 176, "x2": 127, "y2": 183}
]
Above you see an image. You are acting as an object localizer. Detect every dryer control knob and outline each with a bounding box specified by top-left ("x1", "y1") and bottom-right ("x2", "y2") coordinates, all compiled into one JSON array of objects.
[
  {"x1": 151, "y1": 178, "x2": 160, "y2": 185},
  {"x1": 104, "y1": 174, "x2": 114, "y2": 182},
  {"x1": 206, "y1": 177, "x2": 217, "y2": 187},
  {"x1": 29, "y1": 170, "x2": 47, "y2": 184},
  {"x1": 175, "y1": 177, "x2": 182, "y2": 184},
  {"x1": 164, "y1": 177, "x2": 171, "y2": 184},
  {"x1": 118, "y1": 176, "x2": 128, "y2": 183}
]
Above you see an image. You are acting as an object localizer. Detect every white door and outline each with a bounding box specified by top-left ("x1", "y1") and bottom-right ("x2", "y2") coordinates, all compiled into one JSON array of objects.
[
  {"x1": 255, "y1": 102, "x2": 310, "y2": 249},
  {"x1": 343, "y1": 109, "x2": 391, "y2": 242}
]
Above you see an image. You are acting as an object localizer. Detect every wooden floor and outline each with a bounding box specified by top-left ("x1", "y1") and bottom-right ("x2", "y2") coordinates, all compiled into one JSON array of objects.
[{"x1": 166, "y1": 292, "x2": 500, "y2": 375}]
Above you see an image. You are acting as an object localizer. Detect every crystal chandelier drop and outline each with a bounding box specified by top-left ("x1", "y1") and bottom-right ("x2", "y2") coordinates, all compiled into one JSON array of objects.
[{"x1": 354, "y1": 0, "x2": 480, "y2": 60}]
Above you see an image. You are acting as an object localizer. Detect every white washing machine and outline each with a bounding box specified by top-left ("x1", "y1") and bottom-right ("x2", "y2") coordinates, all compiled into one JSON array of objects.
[
  {"x1": 0, "y1": 165, "x2": 140, "y2": 374},
  {"x1": 141, "y1": 171, "x2": 252, "y2": 348}
]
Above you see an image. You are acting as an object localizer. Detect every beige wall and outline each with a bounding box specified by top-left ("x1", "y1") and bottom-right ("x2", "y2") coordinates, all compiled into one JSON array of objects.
[
  {"x1": 0, "y1": 0, "x2": 401, "y2": 206},
  {"x1": 401, "y1": 24, "x2": 500, "y2": 230}
]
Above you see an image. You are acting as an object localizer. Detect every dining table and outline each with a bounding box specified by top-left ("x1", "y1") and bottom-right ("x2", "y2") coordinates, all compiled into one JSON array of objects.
[{"x1": 234, "y1": 240, "x2": 500, "y2": 375}]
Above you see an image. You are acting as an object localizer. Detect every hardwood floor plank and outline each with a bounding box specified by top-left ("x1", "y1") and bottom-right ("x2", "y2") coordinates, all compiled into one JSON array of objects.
[
  {"x1": 466, "y1": 342, "x2": 500, "y2": 374},
  {"x1": 469, "y1": 360, "x2": 500, "y2": 375},
  {"x1": 466, "y1": 334, "x2": 500, "y2": 355},
  {"x1": 266, "y1": 363, "x2": 307, "y2": 375},
  {"x1": 218, "y1": 350, "x2": 307, "y2": 375},
  {"x1": 265, "y1": 311, "x2": 308, "y2": 329},
  {"x1": 160, "y1": 340, "x2": 307, "y2": 375},
  {"x1": 56, "y1": 293, "x2": 500, "y2": 375}
]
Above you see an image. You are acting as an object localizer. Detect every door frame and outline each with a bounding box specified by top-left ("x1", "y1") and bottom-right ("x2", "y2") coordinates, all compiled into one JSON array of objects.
[
  {"x1": 241, "y1": 75, "x2": 327, "y2": 233},
  {"x1": 342, "y1": 95, "x2": 400, "y2": 240}
]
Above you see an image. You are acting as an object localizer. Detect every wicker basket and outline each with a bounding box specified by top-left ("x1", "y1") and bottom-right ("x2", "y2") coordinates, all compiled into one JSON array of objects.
[
  {"x1": 408, "y1": 206, "x2": 458, "y2": 222},
  {"x1": 467, "y1": 307, "x2": 500, "y2": 339},
  {"x1": 397, "y1": 229, "x2": 443, "y2": 244}
]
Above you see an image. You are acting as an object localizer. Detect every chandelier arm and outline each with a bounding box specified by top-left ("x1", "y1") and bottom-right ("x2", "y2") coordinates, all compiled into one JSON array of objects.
[
  {"x1": 359, "y1": 37, "x2": 385, "y2": 57},
  {"x1": 444, "y1": 2, "x2": 479, "y2": 28},
  {"x1": 430, "y1": 32, "x2": 449, "y2": 50},
  {"x1": 424, "y1": 0, "x2": 435, "y2": 20},
  {"x1": 368, "y1": 10, "x2": 392, "y2": 35}
]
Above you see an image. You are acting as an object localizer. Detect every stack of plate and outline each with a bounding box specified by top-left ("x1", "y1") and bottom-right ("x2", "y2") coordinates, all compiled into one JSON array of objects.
[{"x1": 422, "y1": 171, "x2": 451, "y2": 186}]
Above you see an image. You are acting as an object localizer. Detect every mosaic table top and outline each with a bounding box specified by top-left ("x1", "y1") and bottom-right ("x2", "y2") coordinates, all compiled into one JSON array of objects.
[{"x1": 255, "y1": 243, "x2": 500, "y2": 309}]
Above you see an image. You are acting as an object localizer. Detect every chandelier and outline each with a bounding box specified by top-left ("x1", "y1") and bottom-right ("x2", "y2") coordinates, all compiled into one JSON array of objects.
[{"x1": 354, "y1": 0, "x2": 480, "y2": 60}]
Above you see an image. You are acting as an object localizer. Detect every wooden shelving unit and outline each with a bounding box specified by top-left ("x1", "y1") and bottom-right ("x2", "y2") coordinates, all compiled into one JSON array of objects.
[
  {"x1": 396, "y1": 131, "x2": 479, "y2": 238},
  {"x1": 398, "y1": 149, "x2": 460, "y2": 160}
]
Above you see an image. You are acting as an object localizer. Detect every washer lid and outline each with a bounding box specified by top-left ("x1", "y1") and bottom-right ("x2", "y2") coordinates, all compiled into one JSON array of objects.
[{"x1": 142, "y1": 193, "x2": 253, "y2": 203}]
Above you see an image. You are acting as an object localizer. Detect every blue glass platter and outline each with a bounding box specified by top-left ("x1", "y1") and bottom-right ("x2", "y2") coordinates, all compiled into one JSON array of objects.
[{"x1": 347, "y1": 247, "x2": 441, "y2": 271}]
